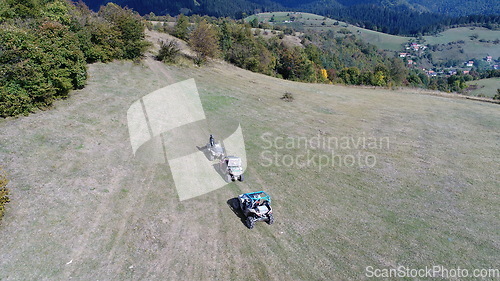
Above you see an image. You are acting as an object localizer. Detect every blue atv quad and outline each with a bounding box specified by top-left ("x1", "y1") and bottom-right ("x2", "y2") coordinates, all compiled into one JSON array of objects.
[{"x1": 236, "y1": 191, "x2": 274, "y2": 229}]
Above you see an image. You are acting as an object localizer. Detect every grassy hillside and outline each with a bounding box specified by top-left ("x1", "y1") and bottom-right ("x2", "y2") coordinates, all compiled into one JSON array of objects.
[
  {"x1": 247, "y1": 12, "x2": 410, "y2": 51},
  {"x1": 424, "y1": 27, "x2": 500, "y2": 63},
  {"x1": 466, "y1": 77, "x2": 500, "y2": 98},
  {"x1": 249, "y1": 12, "x2": 500, "y2": 61},
  {"x1": 0, "y1": 32, "x2": 499, "y2": 280}
]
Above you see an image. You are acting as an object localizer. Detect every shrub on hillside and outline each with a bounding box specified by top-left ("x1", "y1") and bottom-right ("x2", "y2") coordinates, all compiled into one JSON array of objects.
[
  {"x1": 281, "y1": 92, "x2": 294, "y2": 102},
  {"x1": 156, "y1": 40, "x2": 180, "y2": 63},
  {"x1": 494, "y1": 89, "x2": 500, "y2": 100}
]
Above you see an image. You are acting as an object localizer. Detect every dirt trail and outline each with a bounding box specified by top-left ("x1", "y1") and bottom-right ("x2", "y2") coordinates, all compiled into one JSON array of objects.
[
  {"x1": 144, "y1": 56, "x2": 175, "y2": 85},
  {"x1": 143, "y1": 29, "x2": 197, "y2": 86},
  {"x1": 145, "y1": 29, "x2": 195, "y2": 58},
  {"x1": 62, "y1": 33, "x2": 187, "y2": 278}
]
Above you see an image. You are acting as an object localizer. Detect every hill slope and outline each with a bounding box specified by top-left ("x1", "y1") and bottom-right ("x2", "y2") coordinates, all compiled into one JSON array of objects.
[
  {"x1": 0, "y1": 31, "x2": 498, "y2": 280},
  {"x1": 250, "y1": 12, "x2": 500, "y2": 61}
]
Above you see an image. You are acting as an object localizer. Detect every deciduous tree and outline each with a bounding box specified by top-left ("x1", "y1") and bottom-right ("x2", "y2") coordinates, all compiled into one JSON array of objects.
[{"x1": 189, "y1": 19, "x2": 220, "y2": 63}]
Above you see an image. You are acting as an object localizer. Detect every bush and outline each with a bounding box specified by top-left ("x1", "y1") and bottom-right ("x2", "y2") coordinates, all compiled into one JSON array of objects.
[
  {"x1": 281, "y1": 92, "x2": 294, "y2": 102},
  {"x1": 494, "y1": 89, "x2": 500, "y2": 100},
  {"x1": 0, "y1": 168, "x2": 10, "y2": 223},
  {"x1": 338, "y1": 28, "x2": 351, "y2": 34},
  {"x1": 283, "y1": 27, "x2": 294, "y2": 35},
  {"x1": 156, "y1": 39, "x2": 180, "y2": 63}
]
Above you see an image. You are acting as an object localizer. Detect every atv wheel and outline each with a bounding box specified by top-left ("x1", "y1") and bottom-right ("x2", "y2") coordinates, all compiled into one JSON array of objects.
[
  {"x1": 267, "y1": 214, "x2": 274, "y2": 225},
  {"x1": 208, "y1": 154, "x2": 214, "y2": 161},
  {"x1": 238, "y1": 174, "x2": 244, "y2": 182},
  {"x1": 246, "y1": 216, "x2": 255, "y2": 229},
  {"x1": 233, "y1": 199, "x2": 240, "y2": 209}
]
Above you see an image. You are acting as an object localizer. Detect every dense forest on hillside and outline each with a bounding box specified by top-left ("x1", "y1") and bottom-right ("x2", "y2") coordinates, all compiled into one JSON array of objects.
[
  {"x1": 308, "y1": 4, "x2": 500, "y2": 35},
  {"x1": 84, "y1": 0, "x2": 500, "y2": 36},
  {"x1": 0, "y1": 0, "x2": 149, "y2": 117},
  {"x1": 337, "y1": 7, "x2": 498, "y2": 35},
  {"x1": 310, "y1": 0, "x2": 500, "y2": 17},
  {"x1": 409, "y1": 0, "x2": 500, "y2": 17},
  {"x1": 84, "y1": 0, "x2": 500, "y2": 17},
  {"x1": 308, "y1": 4, "x2": 445, "y2": 35},
  {"x1": 85, "y1": 0, "x2": 284, "y2": 18}
]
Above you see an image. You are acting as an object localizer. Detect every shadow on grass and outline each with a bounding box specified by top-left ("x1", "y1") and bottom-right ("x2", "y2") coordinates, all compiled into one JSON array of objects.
[
  {"x1": 195, "y1": 144, "x2": 230, "y2": 182},
  {"x1": 196, "y1": 144, "x2": 212, "y2": 161},
  {"x1": 226, "y1": 197, "x2": 247, "y2": 228},
  {"x1": 214, "y1": 162, "x2": 233, "y2": 183}
]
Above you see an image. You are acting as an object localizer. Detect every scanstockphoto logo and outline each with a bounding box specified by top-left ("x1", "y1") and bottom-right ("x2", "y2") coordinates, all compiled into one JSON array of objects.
[
  {"x1": 126, "y1": 79, "x2": 246, "y2": 201},
  {"x1": 260, "y1": 132, "x2": 390, "y2": 171}
]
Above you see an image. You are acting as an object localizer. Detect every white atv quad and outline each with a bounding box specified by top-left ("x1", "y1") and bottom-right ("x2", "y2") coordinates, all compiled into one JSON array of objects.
[{"x1": 219, "y1": 156, "x2": 244, "y2": 182}]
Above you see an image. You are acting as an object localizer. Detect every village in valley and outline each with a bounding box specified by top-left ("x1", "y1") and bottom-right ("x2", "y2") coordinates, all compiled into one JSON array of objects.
[{"x1": 399, "y1": 41, "x2": 499, "y2": 77}]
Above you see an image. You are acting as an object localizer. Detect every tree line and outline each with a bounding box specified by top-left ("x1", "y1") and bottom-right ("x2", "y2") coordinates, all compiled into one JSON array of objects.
[
  {"x1": 157, "y1": 15, "x2": 499, "y2": 92},
  {"x1": 157, "y1": 16, "x2": 409, "y2": 86},
  {"x1": 0, "y1": 0, "x2": 149, "y2": 117}
]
